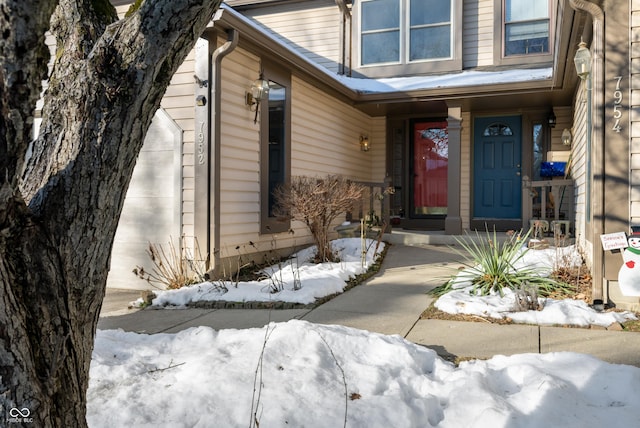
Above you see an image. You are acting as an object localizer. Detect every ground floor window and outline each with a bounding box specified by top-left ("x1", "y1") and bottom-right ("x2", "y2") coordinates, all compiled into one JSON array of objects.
[
  {"x1": 260, "y1": 62, "x2": 291, "y2": 234},
  {"x1": 412, "y1": 120, "x2": 448, "y2": 216}
]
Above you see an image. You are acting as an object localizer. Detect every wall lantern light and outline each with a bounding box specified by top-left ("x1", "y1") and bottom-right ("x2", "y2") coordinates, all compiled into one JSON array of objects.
[
  {"x1": 562, "y1": 128, "x2": 572, "y2": 146},
  {"x1": 573, "y1": 40, "x2": 592, "y2": 80},
  {"x1": 246, "y1": 74, "x2": 270, "y2": 124},
  {"x1": 548, "y1": 109, "x2": 556, "y2": 128},
  {"x1": 196, "y1": 95, "x2": 207, "y2": 106},
  {"x1": 360, "y1": 135, "x2": 370, "y2": 152}
]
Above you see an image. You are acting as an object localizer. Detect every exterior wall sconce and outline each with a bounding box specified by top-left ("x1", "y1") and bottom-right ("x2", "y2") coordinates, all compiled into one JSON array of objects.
[
  {"x1": 360, "y1": 135, "x2": 370, "y2": 152},
  {"x1": 196, "y1": 95, "x2": 207, "y2": 106},
  {"x1": 246, "y1": 74, "x2": 270, "y2": 124},
  {"x1": 573, "y1": 40, "x2": 592, "y2": 79},
  {"x1": 562, "y1": 128, "x2": 572, "y2": 146},
  {"x1": 548, "y1": 109, "x2": 556, "y2": 128}
]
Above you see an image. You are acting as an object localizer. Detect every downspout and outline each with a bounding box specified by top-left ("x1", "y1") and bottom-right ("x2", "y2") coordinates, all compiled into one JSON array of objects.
[
  {"x1": 335, "y1": 0, "x2": 352, "y2": 76},
  {"x1": 210, "y1": 29, "x2": 239, "y2": 273},
  {"x1": 569, "y1": 0, "x2": 604, "y2": 308}
]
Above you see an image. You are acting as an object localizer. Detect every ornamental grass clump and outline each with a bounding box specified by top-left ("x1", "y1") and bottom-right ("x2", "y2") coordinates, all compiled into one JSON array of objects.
[{"x1": 435, "y1": 227, "x2": 572, "y2": 297}]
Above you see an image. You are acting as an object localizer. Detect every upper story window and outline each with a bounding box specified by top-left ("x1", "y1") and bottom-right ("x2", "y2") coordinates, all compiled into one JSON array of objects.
[
  {"x1": 360, "y1": 0, "x2": 453, "y2": 67},
  {"x1": 504, "y1": 0, "x2": 549, "y2": 56}
]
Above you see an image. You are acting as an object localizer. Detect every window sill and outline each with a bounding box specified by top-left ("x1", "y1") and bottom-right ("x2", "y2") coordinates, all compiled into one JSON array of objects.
[{"x1": 355, "y1": 57, "x2": 462, "y2": 79}]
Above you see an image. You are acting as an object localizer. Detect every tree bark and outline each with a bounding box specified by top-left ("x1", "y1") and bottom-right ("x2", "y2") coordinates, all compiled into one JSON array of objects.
[{"x1": 0, "y1": 0, "x2": 222, "y2": 426}]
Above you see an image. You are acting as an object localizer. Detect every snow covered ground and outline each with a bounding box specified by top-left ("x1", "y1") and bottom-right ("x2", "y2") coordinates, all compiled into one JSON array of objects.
[
  {"x1": 145, "y1": 238, "x2": 385, "y2": 306},
  {"x1": 89, "y1": 239, "x2": 640, "y2": 427},
  {"x1": 89, "y1": 321, "x2": 640, "y2": 427},
  {"x1": 435, "y1": 245, "x2": 637, "y2": 327}
]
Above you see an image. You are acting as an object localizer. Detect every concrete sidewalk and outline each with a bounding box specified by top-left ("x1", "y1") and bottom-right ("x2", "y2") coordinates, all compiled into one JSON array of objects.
[{"x1": 99, "y1": 243, "x2": 640, "y2": 367}]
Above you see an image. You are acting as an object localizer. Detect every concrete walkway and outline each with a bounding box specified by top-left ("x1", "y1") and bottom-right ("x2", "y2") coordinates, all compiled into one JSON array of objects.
[{"x1": 99, "y1": 243, "x2": 640, "y2": 367}]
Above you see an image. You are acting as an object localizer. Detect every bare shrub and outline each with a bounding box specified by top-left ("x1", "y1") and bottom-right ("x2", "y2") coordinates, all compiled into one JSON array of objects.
[
  {"x1": 133, "y1": 236, "x2": 207, "y2": 289},
  {"x1": 212, "y1": 242, "x2": 259, "y2": 288},
  {"x1": 273, "y1": 175, "x2": 365, "y2": 262}
]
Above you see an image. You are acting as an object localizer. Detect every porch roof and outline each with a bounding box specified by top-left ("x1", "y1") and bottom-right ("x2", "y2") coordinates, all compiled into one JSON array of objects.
[{"x1": 213, "y1": 4, "x2": 567, "y2": 114}]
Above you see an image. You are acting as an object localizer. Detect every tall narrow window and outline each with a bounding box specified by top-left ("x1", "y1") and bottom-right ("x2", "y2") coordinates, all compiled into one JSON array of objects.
[
  {"x1": 260, "y1": 63, "x2": 291, "y2": 234},
  {"x1": 412, "y1": 121, "x2": 448, "y2": 216},
  {"x1": 532, "y1": 123, "x2": 544, "y2": 180},
  {"x1": 504, "y1": 0, "x2": 549, "y2": 56},
  {"x1": 531, "y1": 123, "x2": 544, "y2": 217},
  {"x1": 267, "y1": 81, "x2": 285, "y2": 217}
]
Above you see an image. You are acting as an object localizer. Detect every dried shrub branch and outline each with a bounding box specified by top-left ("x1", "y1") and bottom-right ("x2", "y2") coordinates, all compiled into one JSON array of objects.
[
  {"x1": 273, "y1": 175, "x2": 365, "y2": 262},
  {"x1": 133, "y1": 236, "x2": 207, "y2": 289}
]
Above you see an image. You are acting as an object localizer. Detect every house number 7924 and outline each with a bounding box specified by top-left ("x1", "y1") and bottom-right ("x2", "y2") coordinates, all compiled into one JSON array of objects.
[{"x1": 612, "y1": 76, "x2": 623, "y2": 133}]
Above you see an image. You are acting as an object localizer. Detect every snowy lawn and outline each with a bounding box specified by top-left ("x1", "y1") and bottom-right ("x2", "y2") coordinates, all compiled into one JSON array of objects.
[
  {"x1": 89, "y1": 320, "x2": 640, "y2": 427},
  {"x1": 89, "y1": 239, "x2": 640, "y2": 427}
]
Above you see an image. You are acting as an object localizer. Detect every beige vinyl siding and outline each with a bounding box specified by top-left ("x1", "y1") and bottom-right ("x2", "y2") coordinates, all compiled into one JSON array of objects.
[
  {"x1": 290, "y1": 77, "x2": 374, "y2": 244},
  {"x1": 463, "y1": 0, "x2": 495, "y2": 68},
  {"x1": 370, "y1": 117, "x2": 386, "y2": 182},
  {"x1": 219, "y1": 47, "x2": 262, "y2": 250},
  {"x1": 217, "y1": 47, "x2": 311, "y2": 256},
  {"x1": 241, "y1": 0, "x2": 342, "y2": 73},
  {"x1": 570, "y1": 77, "x2": 589, "y2": 263},
  {"x1": 213, "y1": 48, "x2": 375, "y2": 256},
  {"x1": 631, "y1": 1, "x2": 640, "y2": 226},
  {"x1": 549, "y1": 107, "x2": 572, "y2": 152},
  {"x1": 291, "y1": 77, "x2": 373, "y2": 180},
  {"x1": 163, "y1": 51, "x2": 196, "y2": 241}
]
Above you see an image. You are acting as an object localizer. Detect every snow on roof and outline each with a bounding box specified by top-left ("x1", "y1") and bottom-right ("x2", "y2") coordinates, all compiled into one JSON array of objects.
[
  {"x1": 335, "y1": 68, "x2": 553, "y2": 94},
  {"x1": 219, "y1": 4, "x2": 553, "y2": 97}
]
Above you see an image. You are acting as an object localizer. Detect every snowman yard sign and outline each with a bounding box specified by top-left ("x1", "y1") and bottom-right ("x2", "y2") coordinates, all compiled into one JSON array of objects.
[{"x1": 618, "y1": 229, "x2": 640, "y2": 296}]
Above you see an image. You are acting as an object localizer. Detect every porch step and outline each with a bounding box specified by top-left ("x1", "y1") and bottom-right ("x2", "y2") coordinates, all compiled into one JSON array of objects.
[{"x1": 383, "y1": 229, "x2": 513, "y2": 246}]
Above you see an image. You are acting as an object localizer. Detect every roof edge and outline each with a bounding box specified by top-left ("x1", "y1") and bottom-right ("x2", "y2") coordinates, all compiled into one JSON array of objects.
[{"x1": 212, "y1": 5, "x2": 561, "y2": 108}]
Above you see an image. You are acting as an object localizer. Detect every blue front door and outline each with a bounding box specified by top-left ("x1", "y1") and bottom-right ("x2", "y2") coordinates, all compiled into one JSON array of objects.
[{"x1": 473, "y1": 116, "x2": 522, "y2": 219}]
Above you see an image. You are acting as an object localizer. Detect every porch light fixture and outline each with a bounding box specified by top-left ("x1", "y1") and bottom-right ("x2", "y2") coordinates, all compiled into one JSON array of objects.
[
  {"x1": 246, "y1": 74, "x2": 270, "y2": 124},
  {"x1": 562, "y1": 128, "x2": 572, "y2": 146},
  {"x1": 573, "y1": 40, "x2": 592, "y2": 80},
  {"x1": 548, "y1": 110, "x2": 556, "y2": 128},
  {"x1": 360, "y1": 135, "x2": 370, "y2": 152}
]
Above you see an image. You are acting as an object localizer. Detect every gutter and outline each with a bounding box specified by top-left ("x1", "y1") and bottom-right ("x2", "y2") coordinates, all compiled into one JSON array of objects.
[{"x1": 568, "y1": 0, "x2": 604, "y2": 308}]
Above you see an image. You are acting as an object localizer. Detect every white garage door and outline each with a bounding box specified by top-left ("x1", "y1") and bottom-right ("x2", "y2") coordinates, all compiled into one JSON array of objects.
[{"x1": 107, "y1": 108, "x2": 182, "y2": 290}]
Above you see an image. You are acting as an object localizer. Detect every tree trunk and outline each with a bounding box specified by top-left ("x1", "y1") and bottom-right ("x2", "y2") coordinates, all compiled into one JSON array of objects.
[{"x1": 0, "y1": 0, "x2": 222, "y2": 426}]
